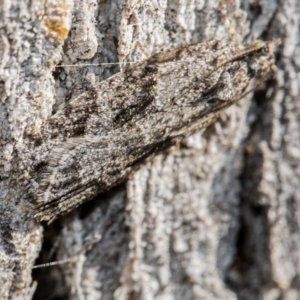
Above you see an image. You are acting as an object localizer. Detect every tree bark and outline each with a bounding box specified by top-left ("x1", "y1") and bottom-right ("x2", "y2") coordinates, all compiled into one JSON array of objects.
[{"x1": 0, "y1": 0, "x2": 299, "y2": 299}]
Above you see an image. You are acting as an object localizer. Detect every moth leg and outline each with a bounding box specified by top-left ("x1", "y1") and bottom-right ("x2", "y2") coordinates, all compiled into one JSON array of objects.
[{"x1": 136, "y1": 41, "x2": 151, "y2": 58}]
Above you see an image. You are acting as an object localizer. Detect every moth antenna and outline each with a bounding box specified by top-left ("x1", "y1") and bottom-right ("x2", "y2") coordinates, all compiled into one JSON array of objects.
[{"x1": 220, "y1": 0, "x2": 240, "y2": 45}]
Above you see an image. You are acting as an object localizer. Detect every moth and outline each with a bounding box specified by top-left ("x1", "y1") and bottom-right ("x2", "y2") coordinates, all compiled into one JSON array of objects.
[{"x1": 24, "y1": 39, "x2": 280, "y2": 222}]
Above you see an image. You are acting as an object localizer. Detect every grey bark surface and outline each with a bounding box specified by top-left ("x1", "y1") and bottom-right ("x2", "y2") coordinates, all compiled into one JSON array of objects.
[{"x1": 0, "y1": 0, "x2": 299, "y2": 299}]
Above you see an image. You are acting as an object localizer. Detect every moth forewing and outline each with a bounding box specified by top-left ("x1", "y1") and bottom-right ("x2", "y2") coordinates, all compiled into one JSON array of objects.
[{"x1": 29, "y1": 39, "x2": 280, "y2": 222}]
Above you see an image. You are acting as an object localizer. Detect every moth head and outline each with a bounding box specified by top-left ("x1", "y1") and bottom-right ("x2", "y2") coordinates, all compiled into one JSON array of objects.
[{"x1": 248, "y1": 39, "x2": 281, "y2": 79}]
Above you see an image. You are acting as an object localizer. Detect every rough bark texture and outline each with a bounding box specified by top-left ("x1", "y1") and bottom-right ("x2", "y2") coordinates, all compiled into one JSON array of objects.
[{"x1": 0, "y1": 0, "x2": 299, "y2": 299}]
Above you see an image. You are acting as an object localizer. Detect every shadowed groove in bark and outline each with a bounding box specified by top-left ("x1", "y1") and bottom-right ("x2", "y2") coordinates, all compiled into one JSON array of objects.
[{"x1": 225, "y1": 83, "x2": 280, "y2": 299}]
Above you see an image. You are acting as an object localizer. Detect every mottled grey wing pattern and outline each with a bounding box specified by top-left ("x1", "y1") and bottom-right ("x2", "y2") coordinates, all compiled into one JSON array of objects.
[{"x1": 26, "y1": 39, "x2": 279, "y2": 221}]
